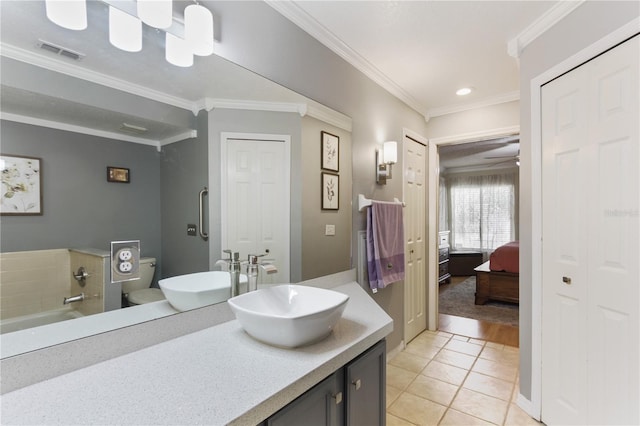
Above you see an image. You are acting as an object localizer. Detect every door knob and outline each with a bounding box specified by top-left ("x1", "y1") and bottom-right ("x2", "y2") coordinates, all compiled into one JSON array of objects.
[{"x1": 562, "y1": 276, "x2": 572, "y2": 285}]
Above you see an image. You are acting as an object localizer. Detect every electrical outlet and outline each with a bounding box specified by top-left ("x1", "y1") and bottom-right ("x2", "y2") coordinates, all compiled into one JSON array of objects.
[
  {"x1": 118, "y1": 249, "x2": 133, "y2": 261},
  {"x1": 111, "y1": 240, "x2": 140, "y2": 283},
  {"x1": 118, "y1": 261, "x2": 133, "y2": 273},
  {"x1": 325, "y1": 224, "x2": 336, "y2": 236}
]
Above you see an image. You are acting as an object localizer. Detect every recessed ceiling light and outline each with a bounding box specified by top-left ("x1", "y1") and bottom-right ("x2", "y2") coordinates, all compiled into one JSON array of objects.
[{"x1": 456, "y1": 87, "x2": 473, "y2": 96}]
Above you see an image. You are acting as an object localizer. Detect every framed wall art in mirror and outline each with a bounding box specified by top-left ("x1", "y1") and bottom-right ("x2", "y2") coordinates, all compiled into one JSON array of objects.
[
  {"x1": 0, "y1": 154, "x2": 42, "y2": 216},
  {"x1": 321, "y1": 131, "x2": 339, "y2": 172},
  {"x1": 107, "y1": 166, "x2": 130, "y2": 183},
  {"x1": 321, "y1": 172, "x2": 339, "y2": 211}
]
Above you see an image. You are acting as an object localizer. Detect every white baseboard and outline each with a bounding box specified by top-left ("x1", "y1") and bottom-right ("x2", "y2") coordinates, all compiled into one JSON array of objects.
[
  {"x1": 386, "y1": 340, "x2": 405, "y2": 361},
  {"x1": 517, "y1": 393, "x2": 540, "y2": 421}
]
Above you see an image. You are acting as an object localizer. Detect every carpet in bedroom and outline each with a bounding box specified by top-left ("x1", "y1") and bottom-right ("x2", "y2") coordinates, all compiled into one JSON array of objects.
[{"x1": 439, "y1": 276, "x2": 519, "y2": 326}]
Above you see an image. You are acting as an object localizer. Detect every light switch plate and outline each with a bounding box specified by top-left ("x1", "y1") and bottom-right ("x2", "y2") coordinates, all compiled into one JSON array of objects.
[
  {"x1": 111, "y1": 240, "x2": 140, "y2": 283},
  {"x1": 325, "y1": 224, "x2": 336, "y2": 236}
]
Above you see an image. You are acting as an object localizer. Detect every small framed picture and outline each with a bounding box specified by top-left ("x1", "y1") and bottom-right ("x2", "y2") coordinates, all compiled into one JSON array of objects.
[
  {"x1": 321, "y1": 131, "x2": 339, "y2": 172},
  {"x1": 321, "y1": 172, "x2": 339, "y2": 210},
  {"x1": 107, "y1": 166, "x2": 130, "y2": 183},
  {"x1": 0, "y1": 154, "x2": 43, "y2": 215}
]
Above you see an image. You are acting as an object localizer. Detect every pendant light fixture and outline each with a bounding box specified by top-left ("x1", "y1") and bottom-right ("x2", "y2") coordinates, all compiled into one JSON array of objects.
[
  {"x1": 44, "y1": 0, "x2": 215, "y2": 68},
  {"x1": 137, "y1": 0, "x2": 173, "y2": 29},
  {"x1": 109, "y1": 6, "x2": 142, "y2": 52},
  {"x1": 45, "y1": 0, "x2": 87, "y2": 30},
  {"x1": 165, "y1": 33, "x2": 193, "y2": 67},
  {"x1": 185, "y1": 3, "x2": 214, "y2": 56}
]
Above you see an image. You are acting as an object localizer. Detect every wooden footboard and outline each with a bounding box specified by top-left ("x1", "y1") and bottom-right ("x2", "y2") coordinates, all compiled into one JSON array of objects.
[{"x1": 474, "y1": 261, "x2": 519, "y2": 305}]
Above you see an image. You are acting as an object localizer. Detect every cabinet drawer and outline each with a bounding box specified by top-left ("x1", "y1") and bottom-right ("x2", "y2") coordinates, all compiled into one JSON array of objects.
[
  {"x1": 438, "y1": 247, "x2": 449, "y2": 262},
  {"x1": 438, "y1": 259, "x2": 449, "y2": 276}
]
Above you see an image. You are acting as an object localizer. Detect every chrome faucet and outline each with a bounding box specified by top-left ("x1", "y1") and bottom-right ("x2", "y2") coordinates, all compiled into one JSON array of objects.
[
  {"x1": 246, "y1": 254, "x2": 265, "y2": 293},
  {"x1": 222, "y1": 249, "x2": 241, "y2": 297},
  {"x1": 246, "y1": 253, "x2": 278, "y2": 292},
  {"x1": 63, "y1": 293, "x2": 85, "y2": 305}
]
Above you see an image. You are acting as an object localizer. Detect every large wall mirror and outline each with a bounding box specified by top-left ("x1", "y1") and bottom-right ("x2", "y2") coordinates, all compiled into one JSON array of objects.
[{"x1": 0, "y1": 1, "x2": 353, "y2": 358}]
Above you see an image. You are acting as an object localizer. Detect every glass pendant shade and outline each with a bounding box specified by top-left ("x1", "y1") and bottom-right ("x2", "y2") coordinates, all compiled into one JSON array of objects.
[
  {"x1": 185, "y1": 4, "x2": 214, "y2": 56},
  {"x1": 165, "y1": 33, "x2": 193, "y2": 67},
  {"x1": 137, "y1": 0, "x2": 173, "y2": 29},
  {"x1": 45, "y1": 0, "x2": 87, "y2": 30},
  {"x1": 383, "y1": 141, "x2": 398, "y2": 164},
  {"x1": 109, "y1": 6, "x2": 142, "y2": 52}
]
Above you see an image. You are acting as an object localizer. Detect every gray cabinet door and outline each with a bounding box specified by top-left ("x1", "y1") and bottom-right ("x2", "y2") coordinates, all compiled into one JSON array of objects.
[
  {"x1": 267, "y1": 370, "x2": 344, "y2": 426},
  {"x1": 345, "y1": 340, "x2": 386, "y2": 426}
]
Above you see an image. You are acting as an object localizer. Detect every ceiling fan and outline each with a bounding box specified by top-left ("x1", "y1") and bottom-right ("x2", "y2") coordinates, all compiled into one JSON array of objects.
[{"x1": 485, "y1": 150, "x2": 520, "y2": 167}]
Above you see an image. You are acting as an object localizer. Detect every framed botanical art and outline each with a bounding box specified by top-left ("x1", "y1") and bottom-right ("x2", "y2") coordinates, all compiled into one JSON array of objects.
[
  {"x1": 321, "y1": 172, "x2": 339, "y2": 210},
  {"x1": 0, "y1": 154, "x2": 43, "y2": 215},
  {"x1": 321, "y1": 131, "x2": 339, "y2": 172}
]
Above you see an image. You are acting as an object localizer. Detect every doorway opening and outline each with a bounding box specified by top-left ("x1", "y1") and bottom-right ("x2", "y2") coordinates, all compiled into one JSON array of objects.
[{"x1": 436, "y1": 135, "x2": 520, "y2": 347}]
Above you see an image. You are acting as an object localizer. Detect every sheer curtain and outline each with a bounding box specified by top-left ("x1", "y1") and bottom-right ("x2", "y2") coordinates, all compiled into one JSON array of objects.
[{"x1": 446, "y1": 172, "x2": 516, "y2": 254}]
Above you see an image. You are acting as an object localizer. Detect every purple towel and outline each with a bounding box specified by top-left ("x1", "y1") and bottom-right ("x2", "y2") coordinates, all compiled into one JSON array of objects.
[{"x1": 366, "y1": 201, "x2": 405, "y2": 291}]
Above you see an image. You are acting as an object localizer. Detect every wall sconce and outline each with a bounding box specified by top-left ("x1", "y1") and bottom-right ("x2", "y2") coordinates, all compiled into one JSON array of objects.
[{"x1": 376, "y1": 141, "x2": 398, "y2": 185}]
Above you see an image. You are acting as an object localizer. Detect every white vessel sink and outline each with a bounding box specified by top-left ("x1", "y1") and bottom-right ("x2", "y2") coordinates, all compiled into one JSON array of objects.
[
  {"x1": 227, "y1": 284, "x2": 349, "y2": 348},
  {"x1": 159, "y1": 271, "x2": 247, "y2": 312}
]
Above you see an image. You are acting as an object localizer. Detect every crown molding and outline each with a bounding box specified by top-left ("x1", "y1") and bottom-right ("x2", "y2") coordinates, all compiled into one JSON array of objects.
[
  {"x1": 198, "y1": 98, "x2": 307, "y2": 116},
  {"x1": 425, "y1": 91, "x2": 520, "y2": 122},
  {"x1": 305, "y1": 103, "x2": 352, "y2": 132},
  {"x1": 1, "y1": 111, "x2": 162, "y2": 147},
  {"x1": 198, "y1": 97, "x2": 353, "y2": 132},
  {"x1": 266, "y1": 0, "x2": 427, "y2": 117},
  {"x1": 159, "y1": 130, "x2": 198, "y2": 147},
  {"x1": 507, "y1": 1, "x2": 585, "y2": 58},
  {"x1": 0, "y1": 43, "x2": 196, "y2": 112}
]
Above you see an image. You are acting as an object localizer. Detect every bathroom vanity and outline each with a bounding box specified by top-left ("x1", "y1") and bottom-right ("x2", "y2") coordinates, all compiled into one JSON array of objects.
[{"x1": 0, "y1": 274, "x2": 393, "y2": 425}]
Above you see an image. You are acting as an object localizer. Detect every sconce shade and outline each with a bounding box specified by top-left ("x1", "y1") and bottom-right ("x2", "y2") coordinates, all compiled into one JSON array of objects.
[
  {"x1": 383, "y1": 141, "x2": 398, "y2": 164},
  {"x1": 185, "y1": 4, "x2": 214, "y2": 56},
  {"x1": 165, "y1": 33, "x2": 193, "y2": 67},
  {"x1": 45, "y1": 0, "x2": 87, "y2": 30},
  {"x1": 137, "y1": 0, "x2": 173, "y2": 29},
  {"x1": 109, "y1": 6, "x2": 142, "y2": 52}
]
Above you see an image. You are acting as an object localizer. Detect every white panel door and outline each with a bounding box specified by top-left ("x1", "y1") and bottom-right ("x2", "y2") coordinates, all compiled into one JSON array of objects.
[
  {"x1": 223, "y1": 136, "x2": 290, "y2": 284},
  {"x1": 542, "y1": 35, "x2": 639, "y2": 425},
  {"x1": 404, "y1": 137, "x2": 427, "y2": 343}
]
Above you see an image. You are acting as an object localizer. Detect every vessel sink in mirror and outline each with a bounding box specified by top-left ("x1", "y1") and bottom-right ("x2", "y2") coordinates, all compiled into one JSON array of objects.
[
  {"x1": 159, "y1": 271, "x2": 248, "y2": 312},
  {"x1": 227, "y1": 285, "x2": 349, "y2": 348}
]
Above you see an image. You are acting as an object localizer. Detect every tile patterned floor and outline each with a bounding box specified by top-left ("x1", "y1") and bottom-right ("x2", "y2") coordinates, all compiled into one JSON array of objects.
[{"x1": 386, "y1": 330, "x2": 541, "y2": 426}]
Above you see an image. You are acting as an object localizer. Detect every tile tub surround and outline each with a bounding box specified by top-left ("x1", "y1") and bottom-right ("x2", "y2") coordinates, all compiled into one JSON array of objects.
[
  {"x1": 0, "y1": 249, "x2": 70, "y2": 319},
  {"x1": 1, "y1": 281, "x2": 393, "y2": 425}
]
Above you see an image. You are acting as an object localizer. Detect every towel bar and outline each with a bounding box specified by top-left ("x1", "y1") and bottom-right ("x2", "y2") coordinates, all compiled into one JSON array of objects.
[{"x1": 358, "y1": 194, "x2": 405, "y2": 211}]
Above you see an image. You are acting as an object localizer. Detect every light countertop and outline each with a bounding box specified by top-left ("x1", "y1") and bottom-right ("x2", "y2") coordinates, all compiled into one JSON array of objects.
[{"x1": 1, "y1": 282, "x2": 393, "y2": 425}]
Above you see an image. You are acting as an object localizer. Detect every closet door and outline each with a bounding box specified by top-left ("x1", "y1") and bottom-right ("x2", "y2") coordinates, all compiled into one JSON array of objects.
[{"x1": 541, "y1": 35, "x2": 639, "y2": 425}]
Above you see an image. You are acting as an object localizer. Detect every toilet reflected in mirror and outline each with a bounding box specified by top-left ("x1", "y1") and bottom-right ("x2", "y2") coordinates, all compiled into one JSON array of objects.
[{"x1": 121, "y1": 258, "x2": 165, "y2": 307}]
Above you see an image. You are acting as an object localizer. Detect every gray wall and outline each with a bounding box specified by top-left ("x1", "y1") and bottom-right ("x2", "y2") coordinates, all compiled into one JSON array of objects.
[
  {"x1": 301, "y1": 116, "x2": 352, "y2": 280},
  {"x1": 0, "y1": 121, "x2": 162, "y2": 272},
  {"x1": 518, "y1": 1, "x2": 639, "y2": 402},
  {"x1": 209, "y1": 0, "x2": 429, "y2": 350},
  {"x1": 160, "y1": 111, "x2": 210, "y2": 278}
]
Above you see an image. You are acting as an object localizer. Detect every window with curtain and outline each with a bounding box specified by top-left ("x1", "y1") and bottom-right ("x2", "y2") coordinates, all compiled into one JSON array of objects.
[{"x1": 446, "y1": 172, "x2": 516, "y2": 251}]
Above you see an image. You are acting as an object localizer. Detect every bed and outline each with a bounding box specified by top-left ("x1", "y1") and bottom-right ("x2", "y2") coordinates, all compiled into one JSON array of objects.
[{"x1": 473, "y1": 241, "x2": 519, "y2": 305}]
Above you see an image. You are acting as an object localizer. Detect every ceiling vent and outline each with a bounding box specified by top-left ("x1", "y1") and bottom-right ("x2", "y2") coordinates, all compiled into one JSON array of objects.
[
  {"x1": 37, "y1": 39, "x2": 85, "y2": 61},
  {"x1": 119, "y1": 123, "x2": 148, "y2": 135}
]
